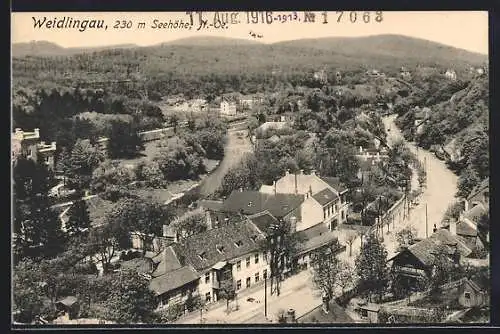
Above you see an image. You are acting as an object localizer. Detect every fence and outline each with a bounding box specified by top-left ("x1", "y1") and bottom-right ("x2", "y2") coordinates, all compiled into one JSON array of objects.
[
  {"x1": 138, "y1": 127, "x2": 176, "y2": 142},
  {"x1": 367, "y1": 194, "x2": 407, "y2": 236}
]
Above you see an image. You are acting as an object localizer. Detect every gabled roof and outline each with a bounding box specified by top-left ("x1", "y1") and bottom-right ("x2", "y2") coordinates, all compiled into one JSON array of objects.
[
  {"x1": 467, "y1": 177, "x2": 489, "y2": 202},
  {"x1": 222, "y1": 190, "x2": 304, "y2": 218},
  {"x1": 456, "y1": 221, "x2": 477, "y2": 237},
  {"x1": 389, "y1": 229, "x2": 473, "y2": 266},
  {"x1": 151, "y1": 245, "x2": 184, "y2": 278},
  {"x1": 462, "y1": 203, "x2": 487, "y2": 225},
  {"x1": 298, "y1": 301, "x2": 354, "y2": 323},
  {"x1": 295, "y1": 223, "x2": 341, "y2": 255},
  {"x1": 149, "y1": 265, "x2": 200, "y2": 296},
  {"x1": 320, "y1": 176, "x2": 348, "y2": 194},
  {"x1": 312, "y1": 188, "x2": 339, "y2": 206},
  {"x1": 175, "y1": 219, "x2": 264, "y2": 271},
  {"x1": 247, "y1": 210, "x2": 280, "y2": 234}
]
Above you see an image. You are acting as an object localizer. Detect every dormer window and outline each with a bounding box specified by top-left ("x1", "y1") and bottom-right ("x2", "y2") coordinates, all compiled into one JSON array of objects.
[
  {"x1": 216, "y1": 245, "x2": 225, "y2": 254},
  {"x1": 250, "y1": 235, "x2": 258, "y2": 243},
  {"x1": 234, "y1": 240, "x2": 243, "y2": 248},
  {"x1": 198, "y1": 252, "x2": 206, "y2": 260}
]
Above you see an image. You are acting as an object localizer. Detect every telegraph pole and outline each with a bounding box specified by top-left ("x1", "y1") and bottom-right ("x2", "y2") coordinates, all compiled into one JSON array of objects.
[
  {"x1": 264, "y1": 275, "x2": 268, "y2": 318},
  {"x1": 425, "y1": 203, "x2": 429, "y2": 238}
]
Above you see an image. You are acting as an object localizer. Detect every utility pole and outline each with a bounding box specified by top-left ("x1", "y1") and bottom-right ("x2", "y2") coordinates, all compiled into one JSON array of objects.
[
  {"x1": 425, "y1": 203, "x2": 428, "y2": 238},
  {"x1": 264, "y1": 275, "x2": 268, "y2": 318}
]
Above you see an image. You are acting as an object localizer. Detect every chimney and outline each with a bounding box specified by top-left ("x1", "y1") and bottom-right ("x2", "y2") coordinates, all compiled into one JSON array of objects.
[
  {"x1": 464, "y1": 199, "x2": 469, "y2": 212},
  {"x1": 311, "y1": 169, "x2": 316, "y2": 176},
  {"x1": 51, "y1": 141, "x2": 57, "y2": 149},
  {"x1": 309, "y1": 185, "x2": 313, "y2": 196},
  {"x1": 300, "y1": 169, "x2": 304, "y2": 175},
  {"x1": 273, "y1": 181, "x2": 277, "y2": 195},
  {"x1": 322, "y1": 293, "x2": 330, "y2": 314},
  {"x1": 15, "y1": 128, "x2": 22, "y2": 133},
  {"x1": 40, "y1": 141, "x2": 45, "y2": 146},
  {"x1": 359, "y1": 146, "x2": 363, "y2": 153},
  {"x1": 239, "y1": 187, "x2": 243, "y2": 192},
  {"x1": 285, "y1": 169, "x2": 290, "y2": 176},
  {"x1": 34, "y1": 128, "x2": 40, "y2": 137},
  {"x1": 449, "y1": 219, "x2": 457, "y2": 236},
  {"x1": 290, "y1": 216, "x2": 297, "y2": 232},
  {"x1": 286, "y1": 309, "x2": 296, "y2": 323}
]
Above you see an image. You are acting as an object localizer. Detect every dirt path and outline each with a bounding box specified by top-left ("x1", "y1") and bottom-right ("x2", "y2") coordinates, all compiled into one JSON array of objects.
[{"x1": 198, "y1": 129, "x2": 253, "y2": 197}]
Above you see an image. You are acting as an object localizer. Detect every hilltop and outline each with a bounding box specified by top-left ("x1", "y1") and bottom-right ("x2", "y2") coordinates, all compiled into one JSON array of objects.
[{"x1": 12, "y1": 35, "x2": 486, "y2": 69}]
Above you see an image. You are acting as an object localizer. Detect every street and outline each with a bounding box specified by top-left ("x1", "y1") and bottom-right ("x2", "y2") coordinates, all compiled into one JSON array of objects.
[{"x1": 382, "y1": 114, "x2": 458, "y2": 258}]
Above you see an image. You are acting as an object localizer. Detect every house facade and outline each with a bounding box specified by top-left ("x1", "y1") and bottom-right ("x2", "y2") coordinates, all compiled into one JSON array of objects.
[
  {"x1": 12, "y1": 128, "x2": 57, "y2": 169},
  {"x1": 259, "y1": 170, "x2": 349, "y2": 230},
  {"x1": 220, "y1": 100, "x2": 237, "y2": 116}
]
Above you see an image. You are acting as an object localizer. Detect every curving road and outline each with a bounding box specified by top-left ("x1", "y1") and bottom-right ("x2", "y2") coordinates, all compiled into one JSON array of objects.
[{"x1": 382, "y1": 114, "x2": 459, "y2": 257}]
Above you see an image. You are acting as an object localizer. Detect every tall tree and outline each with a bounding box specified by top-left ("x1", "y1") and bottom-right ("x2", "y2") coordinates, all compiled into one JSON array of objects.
[
  {"x1": 67, "y1": 139, "x2": 104, "y2": 192},
  {"x1": 105, "y1": 197, "x2": 172, "y2": 254},
  {"x1": 310, "y1": 240, "x2": 341, "y2": 301},
  {"x1": 107, "y1": 120, "x2": 143, "y2": 159},
  {"x1": 355, "y1": 234, "x2": 389, "y2": 302},
  {"x1": 66, "y1": 199, "x2": 91, "y2": 236},
  {"x1": 259, "y1": 220, "x2": 302, "y2": 296}
]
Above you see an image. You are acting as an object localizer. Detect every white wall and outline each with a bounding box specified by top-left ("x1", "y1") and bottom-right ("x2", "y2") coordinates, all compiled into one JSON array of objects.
[
  {"x1": 298, "y1": 197, "x2": 324, "y2": 231},
  {"x1": 232, "y1": 251, "x2": 270, "y2": 294}
]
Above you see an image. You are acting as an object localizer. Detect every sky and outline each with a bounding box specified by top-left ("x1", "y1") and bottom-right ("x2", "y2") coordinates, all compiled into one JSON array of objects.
[{"x1": 11, "y1": 11, "x2": 488, "y2": 54}]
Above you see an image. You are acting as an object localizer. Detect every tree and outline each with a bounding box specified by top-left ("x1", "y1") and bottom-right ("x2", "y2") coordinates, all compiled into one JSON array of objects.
[
  {"x1": 395, "y1": 226, "x2": 417, "y2": 249},
  {"x1": 217, "y1": 155, "x2": 260, "y2": 197},
  {"x1": 336, "y1": 261, "x2": 356, "y2": 294},
  {"x1": 355, "y1": 234, "x2": 389, "y2": 302},
  {"x1": 100, "y1": 271, "x2": 157, "y2": 323},
  {"x1": 90, "y1": 160, "x2": 136, "y2": 193},
  {"x1": 477, "y1": 213, "x2": 489, "y2": 248},
  {"x1": 66, "y1": 139, "x2": 104, "y2": 192},
  {"x1": 457, "y1": 167, "x2": 481, "y2": 198},
  {"x1": 310, "y1": 240, "x2": 341, "y2": 301},
  {"x1": 105, "y1": 197, "x2": 173, "y2": 254},
  {"x1": 107, "y1": 120, "x2": 144, "y2": 159},
  {"x1": 428, "y1": 244, "x2": 455, "y2": 300},
  {"x1": 154, "y1": 138, "x2": 206, "y2": 182},
  {"x1": 87, "y1": 223, "x2": 129, "y2": 274},
  {"x1": 136, "y1": 160, "x2": 166, "y2": 188},
  {"x1": 259, "y1": 220, "x2": 302, "y2": 296},
  {"x1": 171, "y1": 210, "x2": 207, "y2": 239},
  {"x1": 218, "y1": 279, "x2": 237, "y2": 313},
  {"x1": 344, "y1": 230, "x2": 358, "y2": 257},
  {"x1": 66, "y1": 199, "x2": 91, "y2": 236}
]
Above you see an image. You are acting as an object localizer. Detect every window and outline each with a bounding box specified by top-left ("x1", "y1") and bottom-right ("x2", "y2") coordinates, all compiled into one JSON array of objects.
[
  {"x1": 205, "y1": 292, "x2": 211, "y2": 302},
  {"x1": 216, "y1": 245, "x2": 225, "y2": 254},
  {"x1": 236, "y1": 280, "x2": 242, "y2": 290},
  {"x1": 205, "y1": 272, "x2": 210, "y2": 284},
  {"x1": 246, "y1": 277, "x2": 251, "y2": 288},
  {"x1": 255, "y1": 272, "x2": 260, "y2": 283},
  {"x1": 360, "y1": 309, "x2": 368, "y2": 318},
  {"x1": 323, "y1": 209, "x2": 327, "y2": 219},
  {"x1": 263, "y1": 269, "x2": 268, "y2": 279},
  {"x1": 341, "y1": 210, "x2": 345, "y2": 220},
  {"x1": 254, "y1": 253, "x2": 259, "y2": 264},
  {"x1": 464, "y1": 292, "x2": 471, "y2": 300},
  {"x1": 246, "y1": 257, "x2": 251, "y2": 268},
  {"x1": 236, "y1": 261, "x2": 241, "y2": 271}
]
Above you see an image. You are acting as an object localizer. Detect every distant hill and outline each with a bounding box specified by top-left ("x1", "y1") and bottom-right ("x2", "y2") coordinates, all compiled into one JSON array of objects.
[
  {"x1": 159, "y1": 36, "x2": 262, "y2": 47},
  {"x1": 12, "y1": 35, "x2": 487, "y2": 67},
  {"x1": 11, "y1": 41, "x2": 139, "y2": 57},
  {"x1": 274, "y1": 35, "x2": 487, "y2": 66}
]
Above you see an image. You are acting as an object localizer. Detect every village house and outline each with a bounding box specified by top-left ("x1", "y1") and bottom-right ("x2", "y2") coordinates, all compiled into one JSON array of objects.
[
  {"x1": 12, "y1": 128, "x2": 57, "y2": 169},
  {"x1": 457, "y1": 273, "x2": 489, "y2": 309},
  {"x1": 445, "y1": 69, "x2": 457, "y2": 81},
  {"x1": 259, "y1": 170, "x2": 349, "y2": 230},
  {"x1": 297, "y1": 295, "x2": 354, "y2": 323},
  {"x1": 388, "y1": 229, "x2": 474, "y2": 289},
  {"x1": 220, "y1": 99, "x2": 237, "y2": 116},
  {"x1": 355, "y1": 146, "x2": 389, "y2": 162}
]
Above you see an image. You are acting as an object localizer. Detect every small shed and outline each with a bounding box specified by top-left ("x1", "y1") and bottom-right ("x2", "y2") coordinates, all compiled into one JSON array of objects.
[
  {"x1": 55, "y1": 296, "x2": 80, "y2": 320},
  {"x1": 356, "y1": 301, "x2": 380, "y2": 323}
]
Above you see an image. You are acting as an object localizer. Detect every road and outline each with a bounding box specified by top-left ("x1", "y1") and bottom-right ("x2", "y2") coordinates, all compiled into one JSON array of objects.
[
  {"x1": 175, "y1": 270, "x2": 323, "y2": 324},
  {"x1": 382, "y1": 114, "x2": 459, "y2": 258},
  {"x1": 198, "y1": 128, "x2": 253, "y2": 197}
]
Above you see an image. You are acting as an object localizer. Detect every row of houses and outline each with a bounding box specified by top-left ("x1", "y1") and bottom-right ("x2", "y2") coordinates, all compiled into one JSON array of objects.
[{"x1": 122, "y1": 170, "x2": 350, "y2": 311}]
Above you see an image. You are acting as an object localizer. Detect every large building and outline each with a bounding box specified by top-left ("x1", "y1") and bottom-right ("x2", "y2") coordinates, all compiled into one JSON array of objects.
[
  {"x1": 259, "y1": 170, "x2": 349, "y2": 230},
  {"x1": 12, "y1": 128, "x2": 57, "y2": 169}
]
